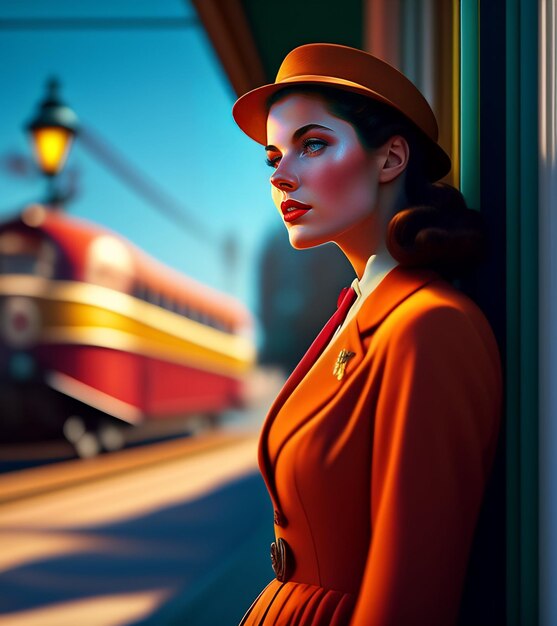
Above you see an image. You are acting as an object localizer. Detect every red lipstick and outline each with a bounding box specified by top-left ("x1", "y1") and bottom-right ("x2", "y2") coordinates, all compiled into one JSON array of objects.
[{"x1": 281, "y1": 199, "x2": 312, "y2": 223}]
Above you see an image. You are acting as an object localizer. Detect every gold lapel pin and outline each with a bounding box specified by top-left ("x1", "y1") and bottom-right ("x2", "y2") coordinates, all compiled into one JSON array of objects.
[{"x1": 333, "y1": 349, "x2": 356, "y2": 380}]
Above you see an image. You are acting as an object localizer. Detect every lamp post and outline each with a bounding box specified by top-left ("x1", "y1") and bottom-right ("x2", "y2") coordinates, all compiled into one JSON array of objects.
[{"x1": 25, "y1": 77, "x2": 78, "y2": 206}]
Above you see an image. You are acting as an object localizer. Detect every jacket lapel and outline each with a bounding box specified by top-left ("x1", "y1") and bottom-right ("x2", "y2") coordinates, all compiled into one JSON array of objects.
[
  {"x1": 258, "y1": 266, "x2": 441, "y2": 502},
  {"x1": 266, "y1": 313, "x2": 365, "y2": 464}
]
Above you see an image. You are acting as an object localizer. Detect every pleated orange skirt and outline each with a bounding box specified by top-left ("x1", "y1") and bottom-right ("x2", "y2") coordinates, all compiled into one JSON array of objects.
[{"x1": 239, "y1": 579, "x2": 356, "y2": 625}]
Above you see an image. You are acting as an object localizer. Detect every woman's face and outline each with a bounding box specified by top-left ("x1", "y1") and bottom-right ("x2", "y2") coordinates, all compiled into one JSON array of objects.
[{"x1": 265, "y1": 92, "x2": 384, "y2": 251}]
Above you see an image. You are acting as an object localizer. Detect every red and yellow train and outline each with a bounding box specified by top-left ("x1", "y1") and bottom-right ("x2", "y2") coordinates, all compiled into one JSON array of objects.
[{"x1": 0, "y1": 204, "x2": 255, "y2": 456}]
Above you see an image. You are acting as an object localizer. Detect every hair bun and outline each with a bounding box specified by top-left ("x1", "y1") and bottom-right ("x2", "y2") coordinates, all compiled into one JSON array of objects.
[{"x1": 387, "y1": 204, "x2": 486, "y2": 276}]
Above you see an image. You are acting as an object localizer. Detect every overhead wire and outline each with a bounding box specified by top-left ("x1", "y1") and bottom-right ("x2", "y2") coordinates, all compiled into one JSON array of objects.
[{"x1": 78, "y1": 124, "x2": 218, "y2": 244}]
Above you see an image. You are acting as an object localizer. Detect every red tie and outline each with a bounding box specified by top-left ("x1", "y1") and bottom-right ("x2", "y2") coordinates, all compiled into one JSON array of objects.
[{"x1": 281, "y1": 286, "x2": 357, "y2": 392}]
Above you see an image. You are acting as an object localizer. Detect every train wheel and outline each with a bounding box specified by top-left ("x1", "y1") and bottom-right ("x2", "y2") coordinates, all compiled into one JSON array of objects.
[
  {"x1": 63, "y1": 415, "x2": 86, "y2": 444},
  {"x1": 74, "y1": 431, "x2": 101, "y2": 459},
  {"x1": 63, "y1": 416, "x2": 101, "y2": 458},
  {"x1": 98, "y1": 421, "x2": 125, "y2": 452}
]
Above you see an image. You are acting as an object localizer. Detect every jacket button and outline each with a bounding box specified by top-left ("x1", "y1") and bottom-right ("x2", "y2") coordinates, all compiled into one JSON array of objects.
[
  {"x1": 270, "y1": 537, "x2": 293, "y2": 582},
  {"x1": 274, "y1": 510, "x2": 286, "y2": 527}
]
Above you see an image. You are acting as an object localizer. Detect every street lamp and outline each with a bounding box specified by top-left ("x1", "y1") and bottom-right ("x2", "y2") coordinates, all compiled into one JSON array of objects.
[{"x1": 25, "y1": 77, "x2": 78, "y2": 204}]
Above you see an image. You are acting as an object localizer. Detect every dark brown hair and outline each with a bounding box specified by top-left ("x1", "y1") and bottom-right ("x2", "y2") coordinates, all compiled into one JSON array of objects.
[{"x1": 268, "y1": 85, "x2": 486, "y2": 277}]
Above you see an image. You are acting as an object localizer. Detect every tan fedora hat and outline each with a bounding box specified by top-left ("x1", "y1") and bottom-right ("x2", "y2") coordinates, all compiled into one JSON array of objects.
[{"x1": 233, "y1": 43, "x2": 451, "y2": 181}]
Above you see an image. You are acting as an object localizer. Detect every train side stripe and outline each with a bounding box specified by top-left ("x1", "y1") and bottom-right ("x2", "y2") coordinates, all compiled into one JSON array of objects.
[{"x1": 46, "y1": 370, "x2": 143, "y2": 424}]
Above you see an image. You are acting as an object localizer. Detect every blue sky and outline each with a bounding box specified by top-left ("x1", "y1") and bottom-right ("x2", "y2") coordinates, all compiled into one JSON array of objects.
[{"x1": 0, "y1": 0, "x2": 276, "y2": 322}]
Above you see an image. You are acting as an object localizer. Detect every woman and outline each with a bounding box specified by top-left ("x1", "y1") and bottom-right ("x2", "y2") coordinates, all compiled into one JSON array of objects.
[{"x1": 232, "y1": 44, "x2": 502, "y2": 626}]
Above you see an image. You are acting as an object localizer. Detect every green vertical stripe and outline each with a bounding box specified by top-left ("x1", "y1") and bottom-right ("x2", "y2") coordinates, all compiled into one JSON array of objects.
[
  {"x1": 401, "y1": 0, "x2": 419, "y2": 85},
  {"x1": 505, "y1": 1, "x2": 521, "y2": 622},
  {"x1": 460, "y1": 0, "x2": 480, "y2": 208},
  {"x1": 506, "y1": 0, "x2": 539, "y2": 624}
]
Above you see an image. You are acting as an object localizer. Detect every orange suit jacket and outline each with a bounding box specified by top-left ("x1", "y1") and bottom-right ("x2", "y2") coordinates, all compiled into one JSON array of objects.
[{"x1": 244, "y1": 266, "x2": 502, "y2": 626}]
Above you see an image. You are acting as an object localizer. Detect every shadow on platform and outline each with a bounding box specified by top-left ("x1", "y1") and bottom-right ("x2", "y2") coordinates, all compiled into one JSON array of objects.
[{"x1": 0, "y1": 472, "x2": 274, "y2": 625}]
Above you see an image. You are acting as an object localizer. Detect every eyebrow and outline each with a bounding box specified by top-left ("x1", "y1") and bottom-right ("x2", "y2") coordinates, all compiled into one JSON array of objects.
[{"x1": 265, "y1": 123, "x2": 333, "y2": 152}]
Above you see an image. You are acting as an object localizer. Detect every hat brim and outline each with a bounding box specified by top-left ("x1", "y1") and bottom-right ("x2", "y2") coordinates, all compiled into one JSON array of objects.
[{"x1": 232, "y1": 77, "x2": 451, "y2": 182}]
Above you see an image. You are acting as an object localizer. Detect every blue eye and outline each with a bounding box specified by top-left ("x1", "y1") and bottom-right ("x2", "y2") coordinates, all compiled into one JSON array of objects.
[
  {"x1": 302, "y1": 138, "x2": 327, "y2": 154},
  {"x1": 266, "y1": 155, "x2": 281, "y2": 168}
]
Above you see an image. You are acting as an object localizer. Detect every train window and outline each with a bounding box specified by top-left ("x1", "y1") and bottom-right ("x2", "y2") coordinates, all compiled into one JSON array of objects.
[
  {"x1": 0, "y1": 232, "x2": 56, "y2": 277},
  {"x1": 213, "y1": 319, "x2": 223, "y2": 332},
  {"x1": 161, "y1": 296, "x2": 174, "y2": 312},
  {"x1": 219, "y1": 320, "x2": 229, "y2": 333},
  {"x1": 133, "y1": 282, "x2": 148, "y2": 301},
  {"x1": 147, "y1": 290, "x2": 159, "y2": 306},
  {"x1": 0, "y1": 252, "x2": 36, "y2": 275},
  {"x1": 36, "y1": 243, "x2": 57, "y2": 277}
]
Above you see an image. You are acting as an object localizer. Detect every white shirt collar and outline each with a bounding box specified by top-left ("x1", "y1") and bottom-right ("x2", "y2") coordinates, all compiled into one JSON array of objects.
[
  {"x1": 331, "y1": 254, "x2": 398, "y2": 337},
  {"x1": 323, "y1": 254, "x2": 398, "y2": 355},
  {"x1": 351, "y1": 254, "x2": 399, "y2": 301}
]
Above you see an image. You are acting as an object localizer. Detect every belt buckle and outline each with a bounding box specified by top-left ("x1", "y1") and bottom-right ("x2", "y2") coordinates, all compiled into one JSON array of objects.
[{"x1": 270, "y1": 537, "x2": 293, "y2": 582}]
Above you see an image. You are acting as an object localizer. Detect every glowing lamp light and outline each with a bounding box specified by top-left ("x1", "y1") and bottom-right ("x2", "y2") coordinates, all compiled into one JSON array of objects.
[
  {"x1": 31, "y1": 126, "x2": 75, "y2": 176},
  {"x1": 26, "y1": 77, "x2": 78, "y2": 177}
]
